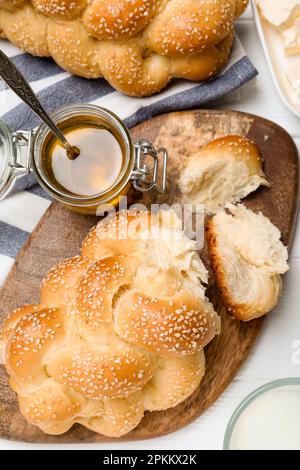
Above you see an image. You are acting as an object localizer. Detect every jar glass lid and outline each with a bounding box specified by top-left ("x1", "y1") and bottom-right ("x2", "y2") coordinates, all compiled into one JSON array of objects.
[{"x1": 0, "y1": 119, "x2": 15, "y2": 198}]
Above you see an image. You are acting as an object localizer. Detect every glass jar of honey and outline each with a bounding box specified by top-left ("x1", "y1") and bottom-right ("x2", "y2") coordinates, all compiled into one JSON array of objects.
[{"x1": 0, "y1": 104, "x2": 168, "y2": 214}]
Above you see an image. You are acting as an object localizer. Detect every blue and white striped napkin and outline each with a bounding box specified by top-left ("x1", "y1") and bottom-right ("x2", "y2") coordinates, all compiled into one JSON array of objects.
[{"x1": 0, "y1": 36, "x2": 257, "y2": 286}]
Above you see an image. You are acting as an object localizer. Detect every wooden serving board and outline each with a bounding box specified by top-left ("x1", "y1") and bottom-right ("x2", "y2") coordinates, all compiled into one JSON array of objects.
[{"x1": 0, "y1": 110, "x2": 298, "y2": 443}]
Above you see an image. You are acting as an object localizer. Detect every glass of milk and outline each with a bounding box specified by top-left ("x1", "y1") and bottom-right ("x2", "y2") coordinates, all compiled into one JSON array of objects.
[{"x1": 224, "y1": 378, "x2": 300, "y2": 450}]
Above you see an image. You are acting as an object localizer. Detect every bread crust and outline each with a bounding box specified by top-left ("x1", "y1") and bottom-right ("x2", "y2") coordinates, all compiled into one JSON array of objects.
[{"x1": 0, "y1": 0, "x2": 248, "y2": 96}]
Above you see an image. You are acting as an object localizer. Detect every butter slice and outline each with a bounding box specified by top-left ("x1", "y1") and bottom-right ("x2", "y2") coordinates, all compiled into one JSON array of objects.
[
  {"x1": 257, "y1": 0, "x2": 300, "y2": 30},
  {"x1": 285, "y1": 62, "x2": 300, "y2": 105},
  {"x1": 282, "y1": 18, "x2": 300, "y2": 55}
]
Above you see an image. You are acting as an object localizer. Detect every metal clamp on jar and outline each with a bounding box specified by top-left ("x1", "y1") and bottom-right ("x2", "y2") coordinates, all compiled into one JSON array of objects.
[{"x1": 0, "y1": 105, "x2": 168, "y2": 214}]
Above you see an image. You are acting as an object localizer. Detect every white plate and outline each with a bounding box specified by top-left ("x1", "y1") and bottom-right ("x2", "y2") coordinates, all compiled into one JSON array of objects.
[{"x1": 251, "y1": 0, "x2": 300, "y2": 119}]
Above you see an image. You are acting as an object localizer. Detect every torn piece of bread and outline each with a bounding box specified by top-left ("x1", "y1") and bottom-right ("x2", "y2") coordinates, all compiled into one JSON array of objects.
[
  {"x1": 282, "y1": 18, "x2": 300, "y2": 56},
  {"x1": 206, "y1": 204, "x2": 289, "y2": 321},
  {"x1": 0, "y1": 1, "x2": 248, "y2": 97},
  {"x1": 179, "y1": 136, "x2": 270, "y2": 214}
]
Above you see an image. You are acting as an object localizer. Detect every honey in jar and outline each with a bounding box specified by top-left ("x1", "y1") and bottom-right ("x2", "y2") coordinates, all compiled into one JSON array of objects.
[
  {"x1": 33, "y1": 105, "x2": 135, "y2": 214},
  {"x1": 0, "y1": 105, "x2": 168, "y2": 214},
  {"x1": 45, "y1": 125, "x2": 124, "y2": 197}
]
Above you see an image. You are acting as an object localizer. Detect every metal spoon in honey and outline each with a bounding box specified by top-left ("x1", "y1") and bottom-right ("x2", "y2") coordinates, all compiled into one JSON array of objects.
[{"x1": 0, "y1": 49, "x2": 80, "y2": 161}]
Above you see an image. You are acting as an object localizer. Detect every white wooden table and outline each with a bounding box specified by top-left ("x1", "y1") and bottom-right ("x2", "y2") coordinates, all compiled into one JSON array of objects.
[{"x1": 1, "y1": 4, "x2": 300, "y2": 450}]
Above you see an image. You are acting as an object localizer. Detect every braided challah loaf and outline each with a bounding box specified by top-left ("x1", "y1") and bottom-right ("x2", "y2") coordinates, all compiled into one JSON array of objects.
[
  {"x1": 0, "y1": 209, "x2": 220, "y2": 437},
  {"x1": 0, "y1": 0, "x2": 249, "y2": 96}
]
